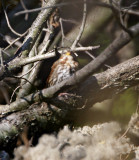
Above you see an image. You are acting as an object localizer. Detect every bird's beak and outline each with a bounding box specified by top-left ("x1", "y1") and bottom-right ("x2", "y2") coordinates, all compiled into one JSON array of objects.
[{"x1": 65, "y1": 52, "x2": 71, "y2": 56}]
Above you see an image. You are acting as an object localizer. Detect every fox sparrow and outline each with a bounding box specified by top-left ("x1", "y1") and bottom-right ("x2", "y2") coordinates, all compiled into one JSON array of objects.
[{"x1": 47, "y1": 52, "x2": 78, "y2": 87}]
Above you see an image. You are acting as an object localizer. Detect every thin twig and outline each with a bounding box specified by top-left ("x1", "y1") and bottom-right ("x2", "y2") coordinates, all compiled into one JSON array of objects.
[
  {"x1": 78, "y1": 43, "x2": 96, "y2": 59},
  {"x1": 5, "y1": 0, "x2": 61, "y2": 64},
  {"x1": 0, "y1": 54, "x2": 139, "y2": 116},
  {"x1": 122, "y1": 9, "x2": 139, "y2": 16},
  {"x1": 60, "y1": 18, "x2": 65, "y2": 47},
  {"x1": 4, "y1": 30, "x2": 28, "y2": 51},
  {"x1": 68, "y1": 46, "x2": 100, "y2": 52},
  {"x1": 17, "y1": 32, "x2": 42, "y2": 98},
  {"x1": 17, "y1": 4, "x2": 61, "y2": 98},
  {"x1": 20, "y1": 0, "x2": 28, "y2": 20},
  {"x1": 119, "y1": 126, "x2": 130, "y2": 139},
  {"x1": 38, "y1": 40, "x2": 51, "y2": 55},
  {"x1": 17, "y1": 62, "x2": 39, "y2": 78},
  {"x1": 2, "y1": 0, "x2": 22, "y2": 37},
  {"x1": 10, "y1": 86, "x2": 20, "y2": 103},
  {"x1": 0, "y1": 48, "x2": 10, "y2": 57},
  {"x1": 9, "y1": 46, "x2": 99, "y2": 68},
  {"x1": 0, "y1": 48, "x2": 4, "y2": 66},
  {"x1": 71, "y1": 0, "x2": 87, "y2": 49},
  {"x1": 109, "y1": 0, "x2": 132, "y2": 34},
  {"x1": 10, "y1": 75, "x2": 38, "y2": 103},
  {"x1": 0, "y1": 33, "x2": 11, "y2": 45},
  {"x1": 58, "y1": 18, "x2": 97, "y2": 60},
  {"x1": 78, "y1": 43, "x2": 111, "y2": 68},
  {"x1": 14, "y1": 2, "x2": 82, "y2": 16},
  {"x1": 61, "y1": 18, "x2": 79, "y2": 25},
  {"x1": 14, "y1": 1, "x2": 113, "y2": 17},
  {"x1": 59, "y1": 17, "x2": 79, "y2": 48}
]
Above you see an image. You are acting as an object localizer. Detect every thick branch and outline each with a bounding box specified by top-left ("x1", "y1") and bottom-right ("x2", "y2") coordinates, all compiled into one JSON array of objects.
[
  {"x1": 5, "y1": 0, "x2": 61, "y2": 63},
  {"x1": 0, "y1": 22, "x2": 139, "y2": 80},
  {"x1": 0, "y1": 55, "x2": 139, "y2": 117},
  {"x1": 79, "y1": 55, "x2": 139, "y2": 107},
  {"x1": 0, "y1": 103, "x2": 67, "y2": 147},
  {"x1": 17, "y1": 0, "x2": 60, "y2": 98},
  {"x1": 0, "y1": 22, "x2": 139, "y2": 116},
  {"x1": 39, "y1": 22, "x2": 139, "y2": 100},
  {"x1": 0, "y1": 54, "x2": 138, "y2": 146}
]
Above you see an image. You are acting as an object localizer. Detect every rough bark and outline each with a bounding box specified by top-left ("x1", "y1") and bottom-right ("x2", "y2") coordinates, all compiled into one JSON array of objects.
[{"x1": 0, "y1": 55, "x2": 138, "y2": 146}]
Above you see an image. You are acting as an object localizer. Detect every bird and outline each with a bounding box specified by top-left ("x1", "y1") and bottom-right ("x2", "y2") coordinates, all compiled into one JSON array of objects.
[{"x1": 47, "y1": 52, "x2": 78, "y2": 87}]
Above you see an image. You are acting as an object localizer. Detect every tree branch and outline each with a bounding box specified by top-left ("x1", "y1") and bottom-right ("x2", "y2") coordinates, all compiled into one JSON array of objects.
[
  {"x1": 0, "y1": 103, "x2": 67, "y2": 147},
  {"x1": 0, "y1": 22, "x2": 139, "y2": 115},
  {"x1": 0, "y1": 54, "x2": 139, "y2": 117},
  {"x1": 6, "y1": 0, "x2": 61, "y2": 63},
  {"x1": 71, "y1": 0, "x2": 87, "y2": 49},
  {"x1": 0, "y1": 54, "x2": 138, "y2": 146},
  {"x1": 1, "y1": 0, "x2": 23, "y2": 37},
  {"x1": 0, "y1": 46, "x2": 99, "y2": 80}
]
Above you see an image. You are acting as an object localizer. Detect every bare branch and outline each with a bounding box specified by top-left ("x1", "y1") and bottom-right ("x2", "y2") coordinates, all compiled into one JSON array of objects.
[
  {"x1": 17, "y1": 32, "x2": 43, "y2": 98},
  {"x1": 0, "y1": 0, "x2": 139, "y2": 117},
  {"x1": 17, "y1": 7, "x2": 61, "y2": 98},
  {"x1": 71, "y1": 0, "x2": 87, "y2": 49},
  {"x1": 0, "y1": 46, "x2": 99, "y2": 81},
  {"x1": 53, "y1": 22, "x2": 139, "y2": 94},
  {"x1": 0, "y1": 102, "x2": 65, "y2": 147},
  {"x1": 60, "y1": 18, "x2": 65, "y2": 47},
  {"x1": 78, "y1": 43, "x2": 96, "y2": 59},
  {"x1": 60, "y1": 46, "x2": 100, "y2": 53},
  {"x1": 14, "y1": 2, "x2": 82, "y2": 16},
  {"x1": 20, "y1": 0, "x2": 29, "y2": 20},
  {"x1": 4, "y1": 30, "x2": 28, "y2": 51},
  {"x1": 14, "y1": 1, "x2": 113, "y2": 17},
  {"x1": 0, "y1": 54, "x2": 138, "y2": 117},
  {"x1": 6, "y1": 0, "x2": 61, "y2": 63},
  {"x1": 11, "y1": 52, "x2": 56, "y2": 69},
  {"x1": 0, "y1": 20, "x2": 139, "y2": 113},
  {"x1": 0, "y1": 49, "x2": 4, "y2": 67},
  {"x1": 0, "y1": 22, "x2": 138, "y2": 82},
  {"x1": 79, "y1": 56, "x2": 139, "y2": 107},
  {"x1": 122, "y1": 9, "x2": 139, "y2": 16},
  {"x1": 2, "y1": 0, "x2": 23, "y2": 37}
]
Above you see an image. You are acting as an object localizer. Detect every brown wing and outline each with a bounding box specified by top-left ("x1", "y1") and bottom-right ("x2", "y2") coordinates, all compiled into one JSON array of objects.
[{"x1": 47, "y1": 54, "x2": 78, "y2": 87}]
